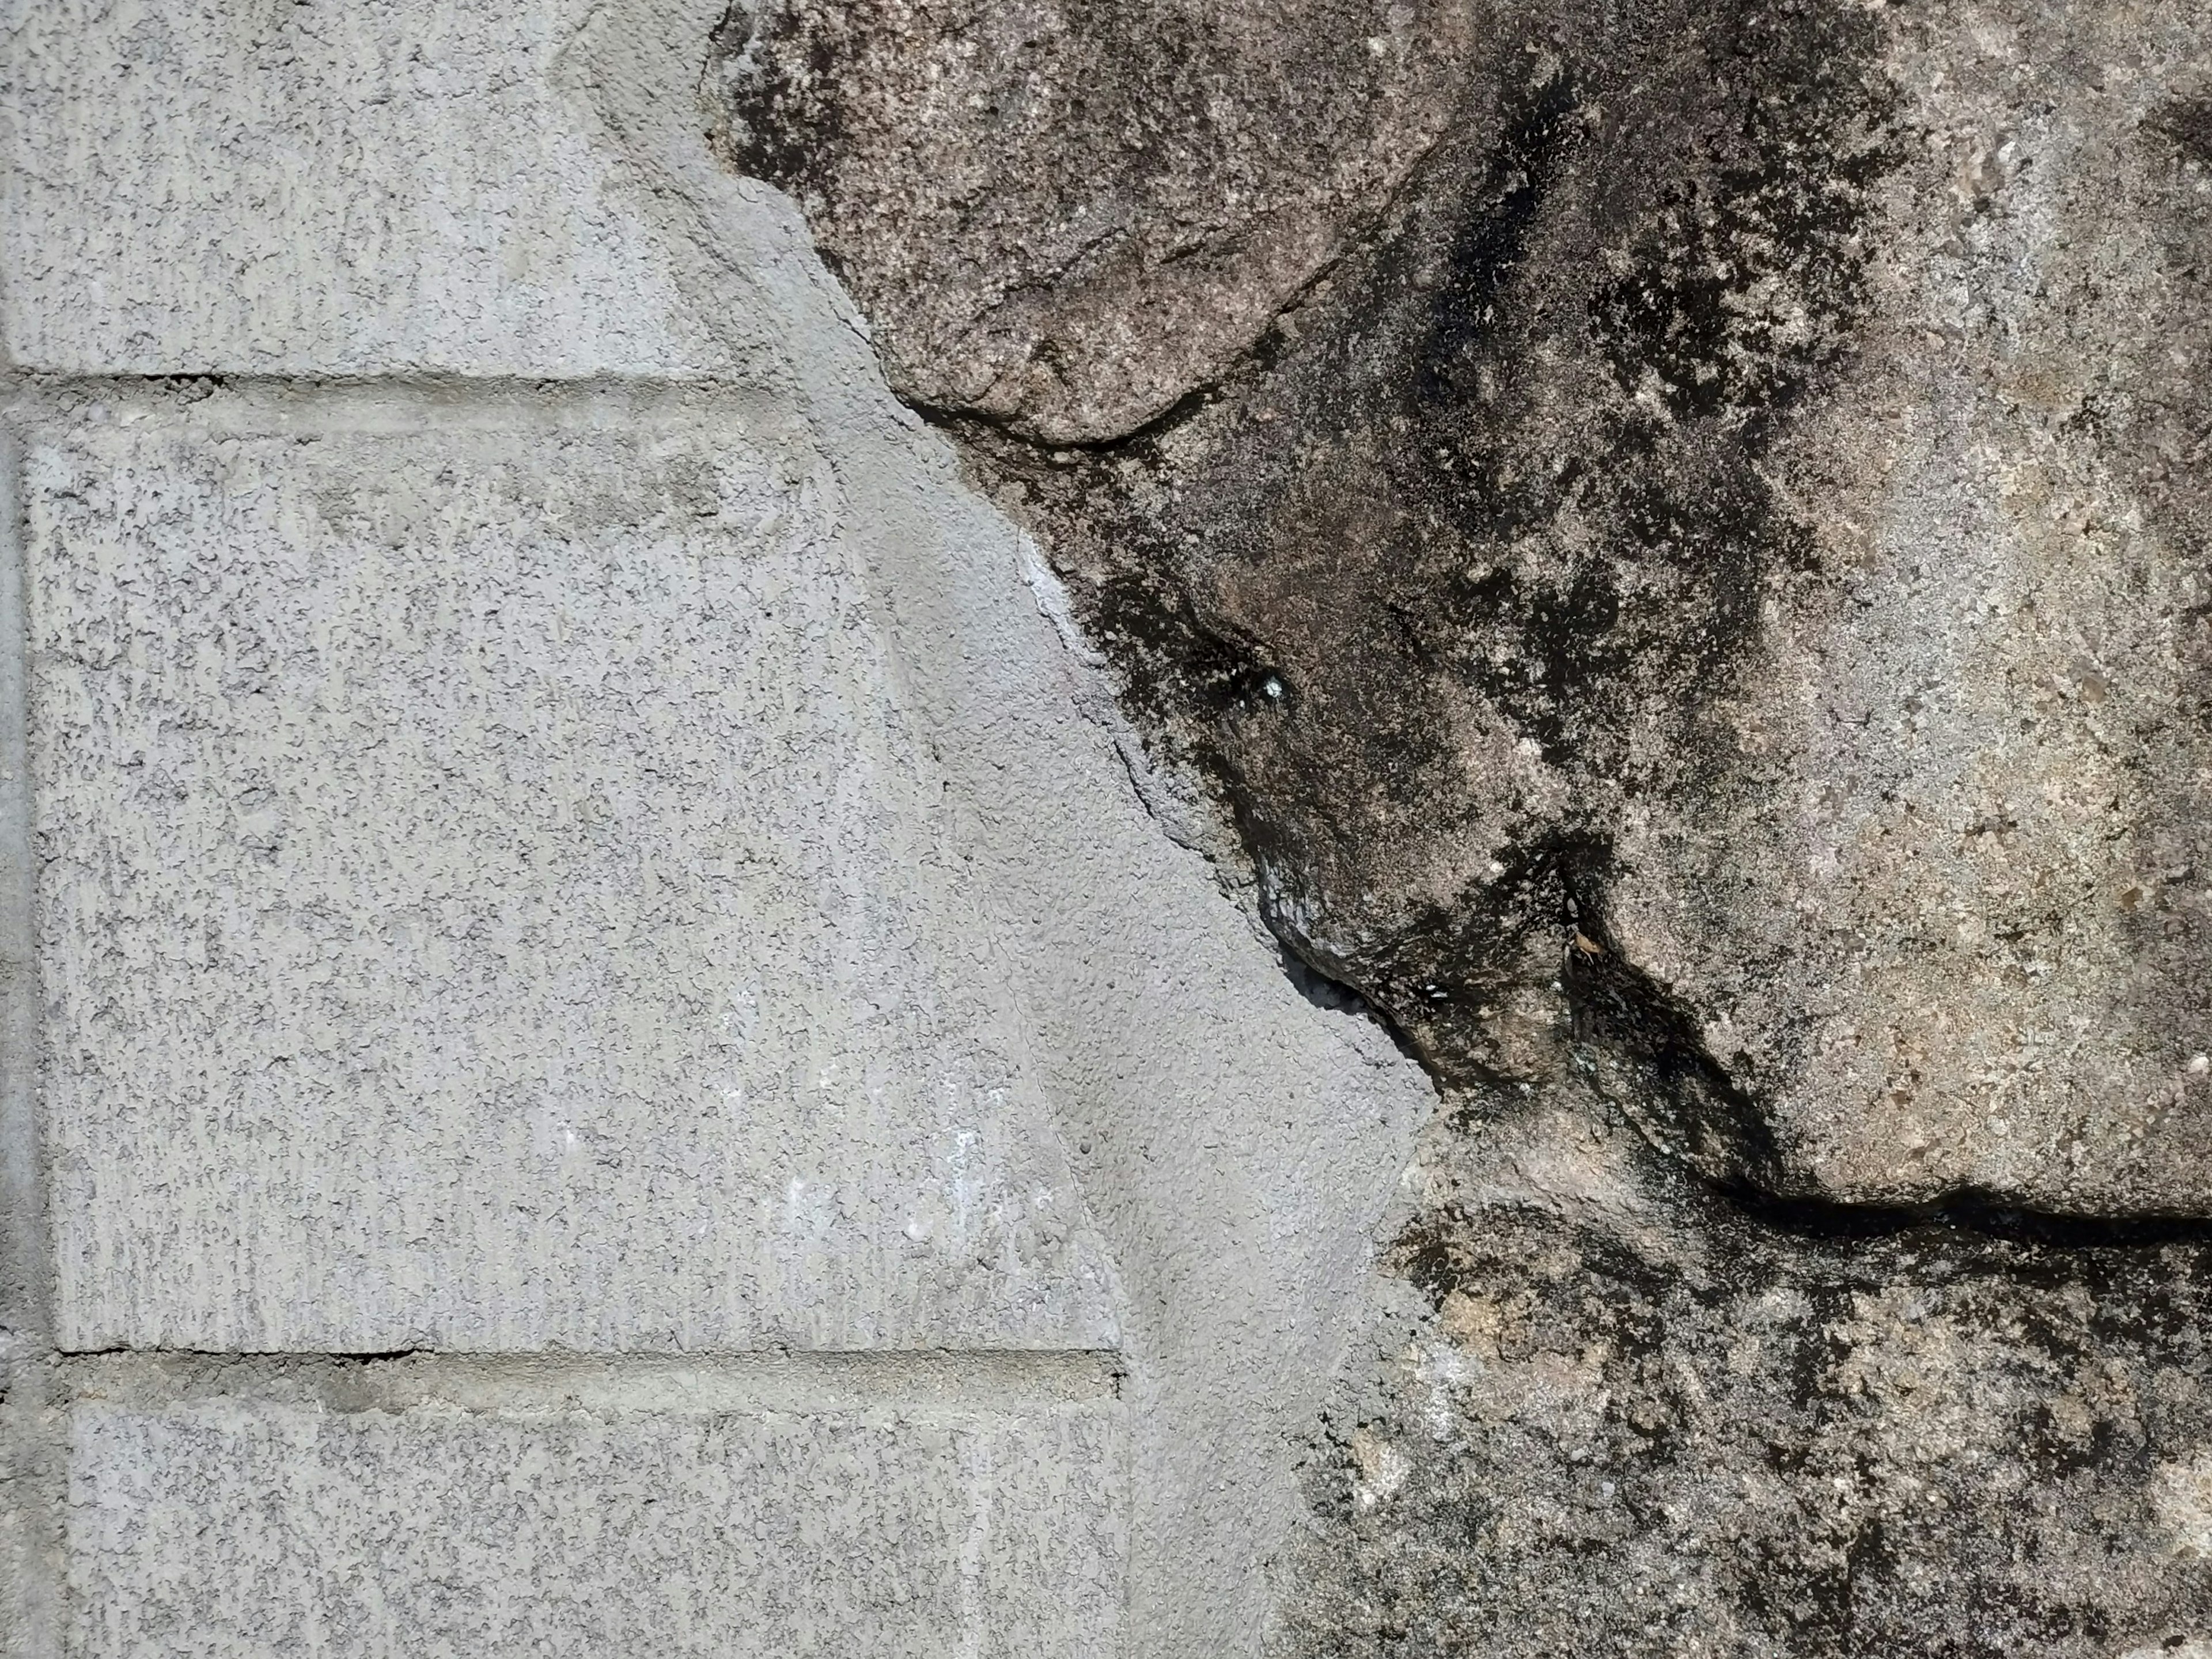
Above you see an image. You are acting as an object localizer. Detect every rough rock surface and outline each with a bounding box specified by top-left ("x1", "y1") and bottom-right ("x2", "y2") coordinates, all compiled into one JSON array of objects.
[
  {"x1": 1281, "y1": 1083, "x2": 2212, "y2": 1656},
  {"x1": 715, "y1": 0, "x2": 2212, "y2": 1649},
  {"x1": 721, "y1": 0, "x2": 2212, "y2": 1218},
  {"x1": 707, "y1": 0, "x2": 1480, "y2": 444}
]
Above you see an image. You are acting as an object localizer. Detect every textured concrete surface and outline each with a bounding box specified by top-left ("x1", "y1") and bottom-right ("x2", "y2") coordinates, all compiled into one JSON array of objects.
[
  {"x1": 2, "y1": 0, "x2": 737, "y2": 378},
  {"x1": 28, "y1": 391, "x2": 1116, "y2": 1355},
  {"x1": 0, "y1": 412, "x2": 43, "y2": 1659},
  {"x1": 60, "y1": 1355, "x2": 1123, "y2": 1659},
  {"x1": 1, "y1": 0, "x2": 1440, "y2": 1652}
]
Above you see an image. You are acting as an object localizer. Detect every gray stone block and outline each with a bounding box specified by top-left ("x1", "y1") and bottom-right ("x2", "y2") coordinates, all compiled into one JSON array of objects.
[
  {"x1": 1, "y1": 0, "x2": 733, "y2": 377},
  {"x1": 26, "y1": 391, "x2": 1116, "y2": 1354},
  {"x1": 61, "y1": 1370, "x2": 1123, "y2": 1657}
]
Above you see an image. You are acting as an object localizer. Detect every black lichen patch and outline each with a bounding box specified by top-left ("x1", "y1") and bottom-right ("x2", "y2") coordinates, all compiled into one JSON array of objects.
[
  {"x1": 709, "y1": 1, "x2": 850, "y2": 216},
  {"x1": 1590, "y1": 0, "x2": 1902, "y2": 419},
  {"x1": 1406, "y1": 68, "x2": 1589, "y2": 418}
]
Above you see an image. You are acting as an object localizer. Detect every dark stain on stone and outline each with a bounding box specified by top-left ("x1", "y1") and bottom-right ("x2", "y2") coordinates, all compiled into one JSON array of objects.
[
  {"x1": 1319, "y1": 1111, "x2": 2212, "y2": 1654},
  {"x1": 1564, "y1": 899, "x2": 1790, "y2": 1192},
  {"x1": 2151, "y1": 96, "x2": 2212, "y2": 167},
  {"x1": 934, "y1": 7, "x2": 1910, "y2": 1137},
  {"x1": 1408, "y1": 70, "x2": 1586, "y2": 418},
  {"x1": 1589, "y1": 0, "x2": 1898, "y2": 419},
  {"x1": 709, "y1": 3, "x2": 849, "y2": 229}
]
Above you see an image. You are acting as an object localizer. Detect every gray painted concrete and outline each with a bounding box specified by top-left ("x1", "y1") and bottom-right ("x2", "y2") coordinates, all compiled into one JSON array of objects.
[{"x1": 0, "y1": 0, "x2": 1439, "y2": 1653}]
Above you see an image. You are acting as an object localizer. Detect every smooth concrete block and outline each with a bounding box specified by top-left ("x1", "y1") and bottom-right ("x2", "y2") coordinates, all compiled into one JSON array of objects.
[
  {"x1": 26, "y1": 393, "x2": 1118, "y2": 1353},
  {"x1": 1, "y1": 0, "x2": 732, "y2": 377},
  {"x1": 63, "y1": 1391, "x2": 1123, "y2": 1658}
]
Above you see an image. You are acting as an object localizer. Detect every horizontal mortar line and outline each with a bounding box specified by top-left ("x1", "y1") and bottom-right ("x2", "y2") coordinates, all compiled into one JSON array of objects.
[
  {"x1": 50, "y1": 1346, "x2": 1124, "y2": 1415},
  {"x1": 0, "y1": 372, "x2": 808, "y2": 434}
]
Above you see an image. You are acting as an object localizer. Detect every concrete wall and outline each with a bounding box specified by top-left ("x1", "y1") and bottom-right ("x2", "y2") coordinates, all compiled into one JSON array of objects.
[{"x1": 0, "y1": 2, "x2": 1437, "y2": 1653}]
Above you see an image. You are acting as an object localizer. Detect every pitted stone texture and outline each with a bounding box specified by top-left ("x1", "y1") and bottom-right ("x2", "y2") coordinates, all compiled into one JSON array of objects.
[
  {"x1": 64, "y1": 1392, "x2": 1123, "y2": 1658},
  {"x1": 1592, "y1": 0, "x2": 2212, "y2": 1213},
  {"x1": 2, "y1": 0, "x2": 733, "y2": 377},
  {"x1": 28, "y1": 393, "x2": 1116, "y2": 1353},
  {"x1": 707, "y1": 0, "x2": 1480, "y2": 444}
]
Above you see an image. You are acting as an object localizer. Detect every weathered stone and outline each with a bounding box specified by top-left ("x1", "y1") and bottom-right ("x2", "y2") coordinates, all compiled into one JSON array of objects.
[
  {"x1": 719, "y1": 0, "x2": 2212, "y2": 1647},
  {"x1": 718, "y1": 0, "x2": 2212, "y2": 1216},
  {"x1": 1277, "y1": 1084, "x2": 2212, "y2": 1657},
  {"x1": 707, "y1": 0, "x2": 1481, "y2": 444}
]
